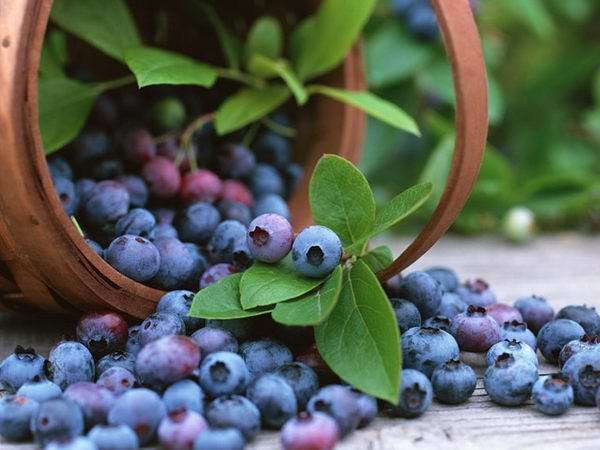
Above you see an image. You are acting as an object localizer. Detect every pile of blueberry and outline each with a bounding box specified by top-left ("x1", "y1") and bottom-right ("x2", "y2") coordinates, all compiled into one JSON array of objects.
[{"x1": 48, "y1": 90, "x2": 303, "y2": 291}]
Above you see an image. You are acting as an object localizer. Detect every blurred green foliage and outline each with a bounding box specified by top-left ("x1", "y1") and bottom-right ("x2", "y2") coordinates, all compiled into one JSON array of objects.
[{"x1": 361, "y1": 0, "x2": 600, "y2": 234}]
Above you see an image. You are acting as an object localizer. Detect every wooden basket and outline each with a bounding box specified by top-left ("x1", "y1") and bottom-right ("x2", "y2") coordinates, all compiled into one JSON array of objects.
[{"x1": 0, "y1": 0, "x2": 487, "y2": 318}]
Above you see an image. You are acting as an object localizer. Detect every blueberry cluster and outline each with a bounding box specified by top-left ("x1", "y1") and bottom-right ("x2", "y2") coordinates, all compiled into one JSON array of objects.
[{"x1": 47, "y1": 91, "x2": 305, "y2": 290}]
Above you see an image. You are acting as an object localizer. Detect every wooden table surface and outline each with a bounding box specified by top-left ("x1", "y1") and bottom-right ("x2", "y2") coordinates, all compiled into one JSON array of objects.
[{"x1": 2, "y1": 234, "x2": 600, "y2": 449}]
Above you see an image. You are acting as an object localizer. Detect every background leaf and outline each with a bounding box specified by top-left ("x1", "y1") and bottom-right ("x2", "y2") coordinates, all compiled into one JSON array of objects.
[
  {"x1": 239, "y1": 258, "x2": 325, "y2": 310},
  {"x1": 271, "y1": 266, "x2": 343, "y2": 326},
  {"x1": 361, "y1": 246, "x2": 394, "y2": 273},
  {"x1": 417, "y1": 134, "x2": 455, "y2": 213},
  {"x1": 39, "y1": 30, "x2": 67, "y2": 78},
  {"x1": 308, "y1": 85, "x2": 420, "y2": 135},
  {"x1": 51, "y1": 0, "x2": 140, "y2": 61},
  {"x1": 189, "y1": 274, "x2": 273, "y2": 319},
  {"x1": 123, "y1": 46, "x2": 218, "y2": 88},
  {"x1": 293, "y1": 0, "x2": 377, "y2": 80},
  {"x1": 245, "y1": 16, "x2": 282, "y2": 65},
  {"x1": 215, "y1": 86, "x2": 290, "y2": 135},
  {"x1": 315, "y1": 261, "x2": 401, "y2": 403},
  {"x1": 194, "y1": 1, "x2": 242, "y2": 69},
  {"x1": 309, "y1": 155, "x2": 376, "y2": 248},
  {"x1": 248, "y1": 55, "x2": 307, "y2": 104}
]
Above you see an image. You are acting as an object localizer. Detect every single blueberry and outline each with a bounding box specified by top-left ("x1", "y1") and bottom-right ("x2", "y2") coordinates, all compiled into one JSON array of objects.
[
  {"x1": 0, "y1": 395, "x2": 39, "y2": 442},
  {"x1": 177, "y1": 202, "x2": 221, "y2": 244},
  {"x1": 486, "y1": 339, "x2": 538, "y2": 368},
  {"x1": 532, "y1": 374, "x2": 574, "y2": 415},
  {"x1": 401, "y1": 326, "x2": 459, "y2": 377},
  {"x1": 561, "y1": 347, "x2": 600, "y2": 405},
  {"x1": 247, "y1": 213, "x2": 293, "y2": 263},
  {"x1": 390, "y1": 298, "x2": 421, "y2": 334},
  {"x1": 0, "y1": 346, "x2": 46, "y2": 393},
  {"x1": 246, "y1": 374, "x2": 297, "y2": 429},
  {"x1": 198, "y1": 351, "x2": 249, "y2": 398},
  {"x1": 280, "y1": 411, "x2": 339, "y2": 450},
  {"x1": 291, "y1": 226, "x2": 342, "y2": 278},
  {"x1": 209, "y1": 220, "x2": 248, "y2": 264},
  {"x1": 399, "y1": 271, "x2": 443, "y2": 319},
  {"x1": 48, "y1": 156, "x2": 74, "y2": 180},
  {"x1": 513, "y1": 295, "x2": 554, "y2": 335},
  {"x1": 151, "y1": 238, "x2": 196, "y2": 290},
  {"x1": 205, "y1": 395, "x2": 261, "y2": 441},
  {"x1": 158, "y1": 409, "x2": 207, "y2": 450},
  {"x1": 47, "y1": 341, "x2": 95, "y2": 390},
  {"x1": 114, "y1": 208, "x2": 156, "y2": 238},
  {"x1": 31, "y1": 398, "x2": 85, "y2": 446},
  {"x1": 556, "y1": 305, "x2": 600, "y2": 336},
  {"x1": 387, "y1": 369, "x2": 432, "y2": 418},
  {"x1": 83, "y1": 180, "x2": 130, "y2": 228},
  {"x1": 76, "y1": 311, "x2": 128, "y2": 359},
  {"x1": 149, "y1": 223, "x2": 179, "y2": 241},
  {"x1": 162, "y1": 379, "x2": 205, "y2": 414},
  {"x1": 274, "y1": 362, "x2": 320, "y2": 410},
  {"x1": 44, "y1": 436, "x2": 98, "y2": 450},
  {"x1": 499, "y1": 320, "x2": 537, "y2": 351},
  {"x1": 116, "y1": 175, "x2": 149, "y2": 208},
  {"x1": 105, "y1": 235, "x2": 161, "y2": 283},
  {"x1": 484, "y1": 353, "x2": 538, "y2": 406},
  {"x1": 537, "y1": 319, "x2": 585, "y2": 364},
  {"x1": 239, "y1": 339, "x2": 293, "y2": 380},
  {"x1": 431, "y1": 359, "x2": 476, "y2": 404},
  {"x1": 450, "y1": 305, "x2": 501, "y2": 353}
]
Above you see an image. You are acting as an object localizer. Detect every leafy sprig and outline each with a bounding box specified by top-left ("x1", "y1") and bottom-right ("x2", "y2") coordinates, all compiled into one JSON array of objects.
[{"x1": 189, "y1": 155, "x2": 432, "y2": 403}]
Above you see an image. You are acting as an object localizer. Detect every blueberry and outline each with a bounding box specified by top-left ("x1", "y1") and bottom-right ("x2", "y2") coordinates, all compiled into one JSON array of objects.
[
  {"x1": 138, "y1": 313, "x2": 186, "y2": 346},
  {"x1": 247, "y1": 213, "x2": 293, "y2": 263},
  {"x1": 431, "y1": 359, "x2": 476, "y2": 404},
  {"x1": 283, "y1": 163, "x2": 303, "y2": 198},
  {"x1": 218, "y1": 200, "x2": 252, "y2": 226},
  {"x1": 76, "y1": 178, "x2": 97, "y2": 205},
  {"x1": 399, "y1": 271, "x2": 443, "y2": 319},
  {"x1": 184, "y1": 243, "x2": 210, "y2": 289},
  {"x1": 180, "y1": 170, "x2": 223, "y2": 204},
  {"x1": 49, "y1": 156, "x2": 74, "y2": 180},
  {"x1": 436, "y1": 292, "x2": 466, "y2": 319},
  {"x1": 387, "y1": 369, "x2": 432, "y2": 418},
  {"x1": 71, "y1": 131, "x2": 110, "y2": 167},
  {"x1": 422, "y1": 315, "x2": 452, "y2": 333},
  {"x1": 157, "y1": 290, "x2": 204, "y2": 334},
  {"x1": 485, "y1": 303, "x2": 523, "y2": 325},
  {"x1": 401, "y1": 326, "x2": 459, "y2": 377},
  {"x1": 85, "y1": 238, "x2": 104, "y2": 258},
  {"x1": 198, "y1": 351, "x2": 249, "y2": 398},
  {"x1": 352, "y1": 390, "x2": 378, "y2": 428},
  {"x1": 253, "y1": 194, "x2": 290, "y2": 219},
  {"x1": 209, "y1": 220, "x2": 247, "y2": 263},
  {"x1": 292, "y1": 226, "x2": 342, "y2": 278},
  {"x1": 88, "y1": 424, "x2": 139, "y2": 450},
  {"x1": 83, "y1": 180, "x2": 130, "y2": 227},
  {"x1": 0, "y1": 346, "x2": 46, "y2": 393},
  {"x1": 499, "y1": 320, "x2": 537, "y2": 351},
  {"x1": 456, "y1": 279, "x2": 496, "y2": 307},
  {"x1": 116, "y1": 175, "x2": 149, "y2": 208},
  {"x1": 424, "y1": 266, "x2": 459, "y2": 292},
  {"x1": 217, "y1": 143, "x2": 256, "y2": 178},
  {"x1": 158, "y1": 409, "x2": 207, "y2": 450},
  {"x1": 163, "y1": 379, "x2": 205, "y2": 414},
  {"x1": 220, "y1": 180, "x2": 254, "y2": 207},
  {"x1": 231, "y1": 237, "x2": 254, "y2": 270},
  {"x1": 239, "y1": 339, "x2": 293, "y2": 380},
  {"x1": 255, "y1": 132, "x2": 291, "y2": 169},
  {"x1": 390, "y1": 298, "x2": 421, "y2": 334},
  {"x1": 486, "y1": 339, "x2": 538, "y2": 368},
  {"x1": 153, "y1": 207, "x2": 176, "y2": 225},
  {"x1": 125, "y1": 326, "x2": 142, "y2": 355},
  {"x1": 384, "y1": 274, "x2": 403, "y2": 298},
  {"x1": 105, "y1": 235, "x2": 161, "y2": 282},
  {"x1": 31, "y1": 398, "x2": 85, "y2": 446},
  {"x1": 76, "y1": 311, "x2": 128, "y2": 359},
  {"x1": 556, "y1": 305, "x2": 600, "y2": 336},
  {"x1": 280, "y1": 411, "x2": 339, "y2": 450},
  {"x1": 532, "y1": 374, "x2": 574, "y2": 415},
  {"x1": 513, "y1": 295, "x2": 554, "y2": 335},
  {"x1": 64, "y1": 382, "x2": 116, "y2": 428},
  {"x1": 274, "y1": 362, "x2": 319, "y2": 410},
  {"x1": 0, "y1": 395, "x2": 39, "y2": 442},
  {"x1": 559, "y1": 335, "x2": 600, "y2": 368},
  {"x1": 406, "y1": 2, "x2": 439, "y2": 39},
  {"x1": 90, "y1": 158, "x2": 125, "y2": 180},
  {"x1": 484, "y1": 353, "x2": 538, "y2": 406},
  {"x1": 152, "y1": 238, "x2": 196, "y2": 290},
  {"x1": 537, "y1": 319, "x2": 585, "y2": 364},
  {"x1": 177, "y1": 202, "x2": 221, "y2": 244},
  {"x1": 193, "y1": 427, "x2": 245, "y2": 450},
  {"x1": 246, "y1": 374, "x2": 297, "y2": 429},
  {"x1": 108, "y1": 388, "x2": 167, "y2": 445},
  {"x1": 450, "y1": 305, "x2": 501, "y2": 353},
  {"x1": 136, "y1": 335, "x2": 200, "y2": 389},
  {"x1": 152, "y1": 97, "x2": 186, "y2": 131},
  {"x1": 205, "y1": 395, "x2": 261, "y2": 441},
  {"x1": 96, "y1": 367, "x2": 136, "y2": 397},
  {"x1": 249, "y1": 164, "x2": 285, "y2": 197},
  {"x1": 199, "y1": 264, "x2": 237, "y2": 289},
  {"x1": 149, "y1": 223, "x2": 179, "y2": 241},
  {"x1": 47, "y1": 341, "x2": 95, "y2": 390},
  {"x1": 190, "y1": 327, "x2": 239, "y2": 357},
  {"x1": 53, "y1": 176, "x2": 79, "y2": 216},
  {"x1": 16, "y1": 377, "x2": 62, "y2": 403},
  {"x1": 45, "y1": 437, "x2": 98, "y2": 450},
  {"x1": 122, "y1": 128, "x2": 157, "y2": 166},
  {"x1": 561, "y1": 348, "x2": 600, "y2": 405},
  {"x1": 307, "y1": 385, "x2": 360, "y2": 437},
  {"x1": 142, "y1": 157, "x2": 182, "y2": 200},
  {"x1": 96, "y1": 351, "x2": 136, "y2": 376},
  {"x1": 114, "y1": 209, "x2": 156, "y2": 238}
]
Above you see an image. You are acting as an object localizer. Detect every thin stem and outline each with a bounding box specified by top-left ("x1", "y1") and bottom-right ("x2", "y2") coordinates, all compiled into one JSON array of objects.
[
  {"x1": 242, "y1": 121, "x2": 261, "y2": 147},
  {"x1": 261, "y1": 116, "x2": 297, "y2": 138},
  {"x1": 180, "y1": 112, "x2": 216, "y2": 150},
  {"x1": 95, "y1": 75, "x2": 136, "y2": 93},
  {"x1": 187, "y1": 146, "x2": 199, "y2": 172},
  {"x1": 216, "y1": 68, "x2": 265, "y2": 89}
]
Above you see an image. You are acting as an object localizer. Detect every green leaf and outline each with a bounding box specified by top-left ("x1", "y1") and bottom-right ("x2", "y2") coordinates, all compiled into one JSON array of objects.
[
  {"x1": 308, "y1": 85, "x2": 420, "y2": 136},
  {"x1": 271, "y1": 266, "x2": 343, "y2": 326},
  {"x1": 50, "y1": 0, "x2": 140, "y2": 61},
  {"x1": 293, "y1": 0, "x2": 376, "y2": 81},
  {"x1": 215, "y1": 85, "x2": 290, "y2": 135},
  {"x1": 189, "y1": 273, "x2": 274, "y2": 319},
  {"x1": 195, "y1": 2, "x2": 242, "y2": 69},
  {"x1": 372, "y1": 183, "x2": 433, "y2": 235},
  {"x1": 361, "y1": 246, "x2": 393, "y2": 273},
  {"x1": 309, "y1": 155, "x2": 376, "y2": 249},
  {"x1": 245, "y1": 16, "x2": 282, "y2": 65},
  {"x1": 240, "y1": 257, "x2": 325, "y2": 310},
  {"x1": 248, "y1": 55, "x2": 307, "y2": 104},
  {"x1": 123, "y1": 46, "x2": 218, "y2": 88},
  {"x1": 39, "y1": 78, "x2": 100, "y2": 154},
  {"x1": 315, "y1": 261, "x2": 401, "y2": 402},
  {"x1": 40, "y1": 30, "x2": 67, "y2": 78}
]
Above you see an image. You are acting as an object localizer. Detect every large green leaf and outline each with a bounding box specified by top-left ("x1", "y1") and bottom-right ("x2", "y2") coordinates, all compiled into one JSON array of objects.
[
  {"x1": 293, "y1": 0, "x2": 376, "y2": 80},
  {"x1": 239, "y1": 258, "x2": 325, "y2": 310},
  {"x1": 39, "y1": 78, "x2": 100, "y2": 154},
  {"x1": 245, "y1": 16, "x2": 282, "y2": 65},
  {"x1": 248, "y1": 55, "x2": 307, "y2": 104},
  {"x1": 215, "y1": 86, "x2": 290, "y2": 135},
  {"x1": 189, "y1": 273, "x2": 273, "y2": 319},
  {"x1": 308, "y1": 85, "x2": 420, "y2": 135},
  {"x1": 309, "y1": 155, "x2": 376, "y2": 249},
  {"x1": 315, "y1": 261, "x2": 401, "y2": 403},
  {"x1": 51, "y1": 0, "x2": 140, "y2": 61},
  {"x1": 123, "y1": 46, "x2": 218, "y2": 88},
  {"x1": 271, "y1": 265, "x2": 343, "y2": 326}
]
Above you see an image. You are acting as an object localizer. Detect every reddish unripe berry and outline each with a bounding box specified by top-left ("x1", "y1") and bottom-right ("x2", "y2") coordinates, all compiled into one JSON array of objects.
[
  {"x1": 221, "y1": 180, "x2": 254, "y2": 207},
  {"x1": 486, "y1": 303, "x2": 523, "y2": 326},
  {"x1": 123, "y1": 128, "x2": 157, "y2": 166},
  {"x1": 280, "y1": 412, "x2": 339, "y2": 450},
  {"x1": 142, "y1": 157, "x2": 182, "y2": 200},
  {"x1": 158, "y1": 409, "x2": 207, "y2": 450},
  {"x1": 180, "y1": 170, "x2": 223, "y2": 204},
  {"x1": 76, "y1": 311, "x2": 128, "y2": 359},
  {"x1": 200, "y1": 264, "x2": 237, "y2": 289},
  {"x1": 450, "y1": 305, "x2": 501, "y2": 353}
]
